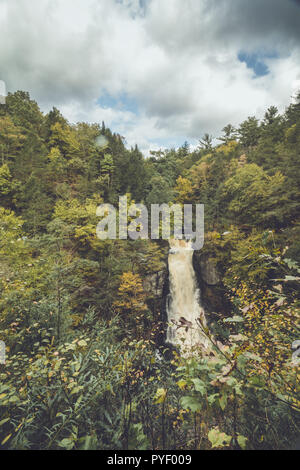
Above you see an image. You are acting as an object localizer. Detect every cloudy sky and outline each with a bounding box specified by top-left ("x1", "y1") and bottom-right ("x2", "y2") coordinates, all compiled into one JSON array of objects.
[{"x1": 0, "y1": 0, "x2": 300, "y2": 154}]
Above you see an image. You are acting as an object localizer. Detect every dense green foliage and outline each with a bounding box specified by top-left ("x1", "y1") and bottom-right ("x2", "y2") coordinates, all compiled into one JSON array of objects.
[{"x1": 0, "y1": 91, "x2": 299, "y2": 449}]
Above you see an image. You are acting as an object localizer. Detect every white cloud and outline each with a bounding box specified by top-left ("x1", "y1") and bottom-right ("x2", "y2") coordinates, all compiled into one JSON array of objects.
[{"x1": 0, "y1": 0, "x2": 299, "y2": 154}]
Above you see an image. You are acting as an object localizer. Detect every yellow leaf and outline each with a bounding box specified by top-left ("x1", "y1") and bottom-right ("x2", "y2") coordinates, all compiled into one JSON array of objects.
[{"x1": 1, "y1": 433, "x2": 12, "y2": 445}]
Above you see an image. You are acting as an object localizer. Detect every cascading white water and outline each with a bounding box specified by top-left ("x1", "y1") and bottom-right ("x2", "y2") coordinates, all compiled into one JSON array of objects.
[{"x1": 166, "y1": 239, "x2": 209, "y2": 352}]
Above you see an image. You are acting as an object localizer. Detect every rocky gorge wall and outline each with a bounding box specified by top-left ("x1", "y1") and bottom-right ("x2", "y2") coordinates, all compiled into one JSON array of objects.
[
  {"x1": 142, "y1": 244, "x2": 230, "y2": 351},
  {"x1": 193, "y1": 251, "x2": 231, "y2": 328}
]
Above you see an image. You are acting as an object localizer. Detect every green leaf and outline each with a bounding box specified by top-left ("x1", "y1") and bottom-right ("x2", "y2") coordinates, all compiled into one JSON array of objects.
[
  {"x1": 191, "y1": 378, "x2": 206, "y2": 395},
  {"x1": 58, "y1": 438, "x2": 75, "y2": 450},
  {"x1": 177, "y1": 379, "x2": 187, "y2": 390},
  {"x1": 284, "y1": 275, "x2": 300, "y2": 281},
  {"x1": 70, "y1": 385, "x2": 83, "y2": 395},
  {"x1": 244, "y1": 352, "x2": 262, "y2": 362},
  {"x1": 224, "y1": 315, "x2": 244, "y2": 323},
  {"x1": 154, "y1": 388, "x2": 167, "y2": 404},
  {"x1": 248, "y1": 375, "x2": 266, "y2": 387},
  {"x1": 8, "y1": 395, "x2": 19, "y2": 403},
  {"x1": 284, "y1": 258, "x2": 300, "y2": 272},
  {"x1": 78, "y1": 435, "x2": 98, "y2": 450},
  {"x1": 219, "y1": 394, "x2": 227, "y2": 411},
  {"x1": 207, "y1": 393, "x2": 219, "y2": 405},
  {"x1": 208, "y1": 428, "x2": 231, "y2": 448},
  {"x1": 237, "y1": 435, "x2": 248, "y2": 449},
  {"x1": 75, "y1": 395, "x2": 83, "y2": 410},
  {"x1": 181, "y1": 395, "x2": 202, "y2": 412},
  {"x1": 1, "y1": 433, "x2": 12, "y2": 445}
]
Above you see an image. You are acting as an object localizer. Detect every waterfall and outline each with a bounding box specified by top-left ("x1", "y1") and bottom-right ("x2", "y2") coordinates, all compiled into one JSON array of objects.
[{"x1": 166, "y1": 239, "x2": 209, "y2": 352}]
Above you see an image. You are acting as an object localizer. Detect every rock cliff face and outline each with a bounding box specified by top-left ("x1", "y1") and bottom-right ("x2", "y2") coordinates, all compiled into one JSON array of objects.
[
  {"x1": 198, "y1": 253, "x2": 221, "y2": 286},
  {"x1": 193, "y1": 251, "x2": 230, "y2": 322},
  {"x1": 143, "y1": 265, "x2": 169, "y2": 348},
  {"x1": 142, "y1": 248, "x2": 230, "y2": 349},
  {"x1": 143, "y1": 270, "x2": 167, "y2": 298}
]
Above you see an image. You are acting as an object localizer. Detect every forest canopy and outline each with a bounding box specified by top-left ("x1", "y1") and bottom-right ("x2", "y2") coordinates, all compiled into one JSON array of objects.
[{"x1": 0, "y1": 90, "x2": 299, "y2": 450}]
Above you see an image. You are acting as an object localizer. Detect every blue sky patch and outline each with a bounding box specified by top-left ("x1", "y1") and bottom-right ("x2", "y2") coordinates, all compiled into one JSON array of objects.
[
  {"x1": 238, "y1": 50, "x2": 279, "y2": 77},
  {"x1": 97, "y1": 91, "x2": 139, "y2": 115}
]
